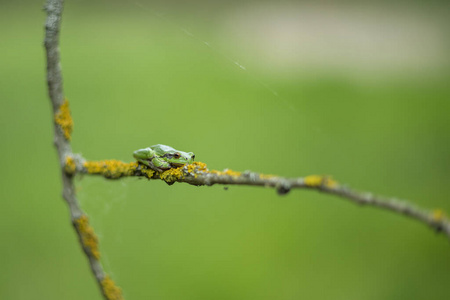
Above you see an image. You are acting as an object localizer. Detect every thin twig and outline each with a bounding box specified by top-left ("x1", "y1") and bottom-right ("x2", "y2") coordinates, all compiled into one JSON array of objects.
[
  {"x1": 67, "y1": 155, "x2": 450, "y2": 240},
  {"x1": 44, "y1": 1, "x2": 122, "y2": 299}
]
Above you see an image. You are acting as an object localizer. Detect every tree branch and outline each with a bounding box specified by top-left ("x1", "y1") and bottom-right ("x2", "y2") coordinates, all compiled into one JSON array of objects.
[
  {"x1": 44, "y1": 1, "x2": 123, "y2": 299},
  {"x1": 66, "y1": 155, "x2": 450, "y2": 240},
  {"x1": 45, "y1": 0, "x2": 448, "y2": 298}
]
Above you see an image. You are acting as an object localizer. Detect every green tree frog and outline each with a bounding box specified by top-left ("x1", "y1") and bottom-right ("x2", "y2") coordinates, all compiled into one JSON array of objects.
[{"x1": 133, "y1": 144, "x2": 195, "y2": 172}]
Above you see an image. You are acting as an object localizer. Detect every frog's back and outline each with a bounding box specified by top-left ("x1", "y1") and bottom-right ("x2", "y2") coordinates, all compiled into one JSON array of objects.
[{"x1": 150, "y1": 144, "x2": 176, "y2": 156}]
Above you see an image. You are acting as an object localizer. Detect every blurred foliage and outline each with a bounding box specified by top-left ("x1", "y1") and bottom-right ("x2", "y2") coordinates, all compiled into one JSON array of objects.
[{"x1": 0, "y1": 1, "x2": 449, "y2": 299}]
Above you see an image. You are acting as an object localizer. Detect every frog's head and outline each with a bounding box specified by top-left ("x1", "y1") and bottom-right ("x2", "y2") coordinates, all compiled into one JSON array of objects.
[{"x1": 164, "y1": 150, "x2": 195, "y2": 166}]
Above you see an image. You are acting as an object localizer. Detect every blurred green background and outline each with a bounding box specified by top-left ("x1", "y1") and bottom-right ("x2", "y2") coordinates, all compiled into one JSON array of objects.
[{"x1": 1, "y1": 0, "x2": 450, "y2": 299}]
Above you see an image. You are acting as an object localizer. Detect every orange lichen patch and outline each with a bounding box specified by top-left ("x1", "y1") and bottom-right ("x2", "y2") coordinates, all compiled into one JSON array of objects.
[
  {"x1": 74, "y1": 215, "x2": 100, "y2": 260},
  {"x1": 210, "y1": 169, "x2": 242, "y2": 177},
  {"x1": 432, "y1": 209, "x2": 446, "y2": 222},
  {"x1": 160, "y1": 166, "x2": 184, "y2": 183},
  {"x1": 83, "y1": 160, "x2": 138, "y2": 179},
  {"x1": 101, "y1": 275, "x2": 123, "y2": 300},
  {"x1": 64, "y1": 156, "x2": 76, "y2": 175},
  {"x1": 54, "y1": 99, "x2": 73, "y2": 141}
]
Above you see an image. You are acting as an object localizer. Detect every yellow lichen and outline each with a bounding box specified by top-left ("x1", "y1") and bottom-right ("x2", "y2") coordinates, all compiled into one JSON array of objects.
[
  {"x1": 304, "y1": 175, "x2": 323, "y2": 187},
  {"x1": 223, "y1": 169, "x2": 241, "y2": 177},
  {"x1": 54, "y1": 99, "x2": 73, "y2": 141},
  {"x1": 304, "y1": 175, "x2": 337, "y2": 188},
  {"x1": 210, "y1": 169, "x2": 241, "y2": 177},
  {"x1": 259, "y1": 173, "x2": 277, "y2": 180},
  {"x1": 193, "y1": 161, "x2": 208, "y2": 171},
  {"x1": 74, "y1": 215, "x2": 100, "y2": 260},
  {"x1": 160, "y1": 166, "x2": 184, "y2": 183},
  {"x1": 325, "y1": 177, "x2": 338, "y2": 188},
  {"x1": 186, "y1": 164, "x2": 196, "y2": 173},
  {"x1": 140, "y1": 167, "x2": 155, "y2": 178},
  {"x1": 432, "y1": 209, "x2": 446, "y2": 222},
  {"x1": 101, "y1": 275, "x2": 123, "y2": 300},
  {"x1": 65, "y1": 156, "x2": 76, "y2": 175},
  {"x1": 157, "y1": 161, "x2": 209, "y2": 182},
  {"x1": 83, "y1": 160, "x2": 138, "y2": 179},
  {"x1": 187, "y1": 161, "x2": 208, "y2": 173}
]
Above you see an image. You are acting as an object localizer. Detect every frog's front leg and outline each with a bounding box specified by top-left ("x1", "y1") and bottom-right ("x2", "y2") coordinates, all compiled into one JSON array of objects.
[{"x1": 151, "y1": 157, "x2": 172, "y2": 172}]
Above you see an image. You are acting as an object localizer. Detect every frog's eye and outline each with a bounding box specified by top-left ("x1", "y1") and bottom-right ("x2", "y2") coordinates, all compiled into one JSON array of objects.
[
  {"x1": 191, "y1": 155, "x2": 195, "y2": 160},
  {"x1": 173, "y1": 153, "x2": 181, "y2": 159}
]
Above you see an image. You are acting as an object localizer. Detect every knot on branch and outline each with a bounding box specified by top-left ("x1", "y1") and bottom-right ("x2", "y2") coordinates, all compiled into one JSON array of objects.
[{"x1": 64, "y1": 155, "x2": 76, "y2": 175}]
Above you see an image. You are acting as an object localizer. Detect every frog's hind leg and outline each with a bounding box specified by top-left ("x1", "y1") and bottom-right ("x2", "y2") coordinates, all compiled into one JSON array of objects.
[{"x1": 151, "y1": 157, "x2": 172, "y2": 173}]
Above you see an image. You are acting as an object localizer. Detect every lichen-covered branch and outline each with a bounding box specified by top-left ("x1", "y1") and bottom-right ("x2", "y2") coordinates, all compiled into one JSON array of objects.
[
  {"x1": 65, "y1": 155, "x2": 450, "y2": 240},
  {"x1": 44, "y1": 1, "x2": 123, "y2": 299},
  {"x1": 45, "y1": 0, "x2": 448, "y2": 297}
]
